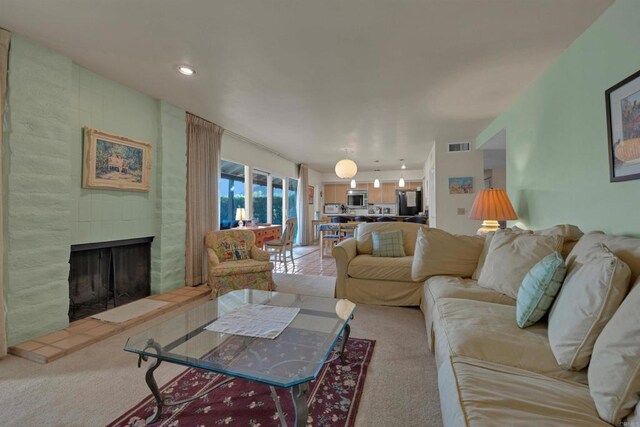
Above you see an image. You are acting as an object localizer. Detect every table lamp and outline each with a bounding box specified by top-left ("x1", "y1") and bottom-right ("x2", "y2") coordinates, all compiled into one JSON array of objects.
[
  {"x1": 235, "y1": 207, "x2": 246, "y2": 228},
  {"x1": 468, "y1": 188, "x2": 518, "y2": 235}
]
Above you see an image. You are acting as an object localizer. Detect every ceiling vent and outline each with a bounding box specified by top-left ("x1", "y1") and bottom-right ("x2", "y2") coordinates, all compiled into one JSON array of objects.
[{"x1": 448, "y1": 142, "x2": 471, "y2": 153}]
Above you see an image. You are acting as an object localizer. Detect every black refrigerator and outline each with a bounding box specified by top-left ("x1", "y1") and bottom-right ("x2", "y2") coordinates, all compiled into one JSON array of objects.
[{"x1": 397, "y1": 190, "x2": 423, "y2": 216}]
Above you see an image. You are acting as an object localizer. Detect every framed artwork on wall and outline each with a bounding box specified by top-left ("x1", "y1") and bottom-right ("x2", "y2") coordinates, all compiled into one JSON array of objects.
[
  {"x1": 606, "y1": 68, "x2": 640, "y2": 182},
  {"x1": 307, "y1": 185, "x2": 314, "y2": 204},
  {"x1": 83, "y1": 127, "x2": 152, "y2": 191},
  {"x1": 448, "y1": 177, "x2": 473, "y2": 194}
]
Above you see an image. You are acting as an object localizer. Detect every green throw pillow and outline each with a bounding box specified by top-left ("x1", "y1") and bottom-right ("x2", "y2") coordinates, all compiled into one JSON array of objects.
[
  {"x1": 516, "y1": 251, "x2": 567, "y2": 328},
  {"x1": 372, "y1": 230, "x2": 406, "y2": 257}
]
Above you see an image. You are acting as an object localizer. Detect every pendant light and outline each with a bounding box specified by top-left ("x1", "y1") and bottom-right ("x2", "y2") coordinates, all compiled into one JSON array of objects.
[
  {"x1": 398, "y1": 158, "x2": 406, "y2": 187},
  {"x1": 335, "y1": 148, "x2": 358, "y2": 179},
  {"x1": 374, "y1": 166, "x2": 381, "y2": 188},
  {"x1": 350, "y1": 179, "x2": 356, "y2": 189}
]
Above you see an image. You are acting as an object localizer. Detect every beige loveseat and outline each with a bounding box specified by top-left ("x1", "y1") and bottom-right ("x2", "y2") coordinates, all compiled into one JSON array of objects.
[{"x1": 333, "y1": 222, "x2": 427, "y2": 305}]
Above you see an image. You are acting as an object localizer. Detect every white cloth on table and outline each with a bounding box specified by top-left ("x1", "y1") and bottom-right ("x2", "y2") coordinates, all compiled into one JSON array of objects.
[{"x1": 205, "y1": 303, "x2": 300, "y2": 339}]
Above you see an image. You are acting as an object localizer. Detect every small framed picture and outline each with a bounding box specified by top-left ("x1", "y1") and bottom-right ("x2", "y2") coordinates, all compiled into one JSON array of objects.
[
  {"x1": 83, "y1": 127, "x2": 152, "y2": 191},
  {"x1": 448, "y1": 177, "x2": 473, "y2": 194},
  {"x1": 606, "y1": 69, "x2": 640, "y2": 182},
  {"x1": 307, "y1": 185, "x2": 314, "y2": 204}
]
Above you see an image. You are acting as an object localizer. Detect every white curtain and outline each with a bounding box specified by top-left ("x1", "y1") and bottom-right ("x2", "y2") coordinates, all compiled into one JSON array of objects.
[
  {"x1": 296, "y1": 163, "x2": 311, "y2": 246},
  {"x1": 0, "y1": 28, "x2": 9, "y2": 357},
  {"x1": 185, "y1": 113, "x2": 223, "y2": 286}
]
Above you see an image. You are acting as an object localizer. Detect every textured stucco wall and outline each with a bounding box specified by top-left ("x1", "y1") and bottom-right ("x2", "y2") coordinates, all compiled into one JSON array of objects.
[
  {"x1": 69, "y1": 65, "x2": 158, "y2": 244},
  {"x1": 4, "y1": 36, "x2": 187, "y2": 345},
  {"x1": 151, "y1": 101, "x2": 187, "y2": 294},
  {"x1": 4, "y1": 36, "x2": 73, "y2": 344}
]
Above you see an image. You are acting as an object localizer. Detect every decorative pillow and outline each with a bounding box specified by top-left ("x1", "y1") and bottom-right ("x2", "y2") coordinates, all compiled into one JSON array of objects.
[
  {"x1": 516, "y1": 252, "x2": 566, "y2": 328},
  {"x1": 477, "y1": 232, "x2": 563, "y2": 299},
  {"x1": 412, "y1": 228, "x2": 484, "y2": 281},
  {"x1": 372, "y1": 230, "x2": 406, "y2": 257},
  {"x1": 548, "y1": 243, "x2": 631, "y2": 370},
  {"x1": 589, "y1": 282, "x2": 640, "y2": 425},
  {"x1": 513, "y1": 224, "x2": 584, "y2": 258},
  {"x1": 472, "y1": 231, "x2": 495, "y2": 280},
  {"x1": 226, "y1": 243, "x2": 250, "y2": 260}
]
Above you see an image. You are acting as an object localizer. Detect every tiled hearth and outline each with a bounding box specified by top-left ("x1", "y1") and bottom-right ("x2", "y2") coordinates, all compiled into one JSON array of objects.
[{"x1": 9, "y1": 286, "x2": 210, "y2": 364}]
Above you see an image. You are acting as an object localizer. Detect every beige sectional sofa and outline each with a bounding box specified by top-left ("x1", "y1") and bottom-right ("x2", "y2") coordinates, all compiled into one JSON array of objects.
[{"x1": 334, "y1": 223, "x2": 640, "y2": 426}]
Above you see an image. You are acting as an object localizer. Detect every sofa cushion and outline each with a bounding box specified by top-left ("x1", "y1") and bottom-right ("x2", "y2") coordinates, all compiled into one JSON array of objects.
[
  {"x1": 589, "y1": 279, "x2": 640, "y2": 425},
  {"x1": 516, "y1": 251, "x2": 567, "y2": 328},
  {"x1": 472, "y1": 232, "x2": 494, "y2": 280},
  {"x1": 442, "y1": 356, "x2": 609, "y2": 427},
  {"x1": 567, "y1": 231, "x2": 640, "y2": 288},
  {"x1": 371, "y1": 230, "x2": 406, "y2": 257},
  {"x1": 513, "y1": 224, "x2": 584, "y2": 258},
  {"x1": 435, "y1": 298, "x2": 587, "y2": 384},
  {"x1": 211, "y1": 259, "x2": 273, "y2": 276},
  {"x1": 549, "y1": 243, "x2": 631, "y2": 370},
  {"x1": 477, "y1": 232, "x2": 563, "y2": 299},
  {"x1": 411, "y1": 228, "x2": 484, "y2": 281},
  {"x1": 348, "y1": 254, "x2": 416, "y2": 282},
  {"x1": 422, "y1": 276, "x2": 515, "y2": 351},
  {"x1": 356, "y1": 222, "x2": 426, "y2": 256}
]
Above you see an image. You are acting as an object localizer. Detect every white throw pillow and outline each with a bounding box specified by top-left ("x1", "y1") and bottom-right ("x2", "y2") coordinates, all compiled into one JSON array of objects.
[
  {"x1": 411, "y1": 228, "x2": 484, "y2": 281},
  {"x1": 477, "y1": 231, "x2": 563, "y2": 299},
  {"x1": 589, "y1": 282, "x2": 640, "y2": 425},
  {"x1": 548, "y1": 243, "x2": 631, "y2": 370}
]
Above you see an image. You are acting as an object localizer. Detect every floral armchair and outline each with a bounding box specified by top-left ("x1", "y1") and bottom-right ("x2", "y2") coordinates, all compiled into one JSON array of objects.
[{"x1": 204, "y1": 229, "x2": 274, "y2": 298}]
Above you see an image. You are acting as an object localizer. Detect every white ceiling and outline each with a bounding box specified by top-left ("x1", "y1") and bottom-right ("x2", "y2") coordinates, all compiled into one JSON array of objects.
[{"x1": 0, "y1": 0, "x2": 612, "y2": 172}]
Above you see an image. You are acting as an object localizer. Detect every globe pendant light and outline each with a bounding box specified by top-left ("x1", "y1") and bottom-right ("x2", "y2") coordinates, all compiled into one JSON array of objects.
[
  {"x1": 335, "y1": 149, "x2": 358, "y2": 179},
  {"x1": 350, "y1": 179, "x2": 356, "y2": 189}
]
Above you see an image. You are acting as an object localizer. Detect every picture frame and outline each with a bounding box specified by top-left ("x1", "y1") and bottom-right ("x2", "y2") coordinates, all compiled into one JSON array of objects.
[
  {"x1": 606, "y1": 68, "x2": 640, "y2": 182},
  {"x1": 83, "y1": 127, "x2": 152, "y2": 192},
  {"x1": 307, "y1": 185, "x2": 314, "y2": 204},
  {"x1": 448, "y1": 177, "x2": 473, "y2": 194}
]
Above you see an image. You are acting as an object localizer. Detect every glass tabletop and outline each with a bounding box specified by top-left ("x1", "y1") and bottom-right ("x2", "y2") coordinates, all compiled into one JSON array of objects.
[{"x1": 125, "y1": 290, "x2": 356, "y2": 388}]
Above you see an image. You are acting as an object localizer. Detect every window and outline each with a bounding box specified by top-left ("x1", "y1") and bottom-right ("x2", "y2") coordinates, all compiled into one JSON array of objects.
[
  {"x1": 219, "y1": 160, "x2": 245, "y2": 229},
  {"x1": 272, "y1": 177, "x2": 283, "y2": 225},
  {"x1": 252, "y1": 170, "x2": 268, "y2": 224},
  {"x1": 288, "y1": 178, "x2": 298, "y2": 220}
]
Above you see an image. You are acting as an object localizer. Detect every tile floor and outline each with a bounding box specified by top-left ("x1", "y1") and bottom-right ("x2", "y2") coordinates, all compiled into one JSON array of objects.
[{"x1": 271, "y1": 244, "x2": 336, "y2": 276}]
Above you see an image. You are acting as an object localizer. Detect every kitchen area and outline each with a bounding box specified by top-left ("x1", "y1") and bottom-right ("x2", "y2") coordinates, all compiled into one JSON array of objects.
[{"x1": 320, "y1": 179, "x2": 427, "y2": 222}]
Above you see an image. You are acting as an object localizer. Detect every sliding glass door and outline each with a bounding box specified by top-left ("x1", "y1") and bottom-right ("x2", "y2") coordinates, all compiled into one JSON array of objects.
[{"x1": 219, "y1": 160, "x2": 245, "y2": 229}]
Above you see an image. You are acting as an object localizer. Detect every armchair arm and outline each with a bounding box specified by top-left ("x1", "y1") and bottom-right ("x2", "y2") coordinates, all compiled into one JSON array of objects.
[
  {"x1": 251, "y1": 245, "x2": 271, "y2": 261},
  {"x1": 207, "y1": 248, "x2": 220, "y2": 270},
  {"x1": 333, "y1": 237, "x2": 357, "y2": 298}
]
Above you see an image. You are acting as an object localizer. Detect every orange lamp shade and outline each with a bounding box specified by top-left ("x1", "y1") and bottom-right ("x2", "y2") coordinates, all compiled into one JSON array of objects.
[{"x1": 468, "y1": 189, "x2": 518, "y2": 221}]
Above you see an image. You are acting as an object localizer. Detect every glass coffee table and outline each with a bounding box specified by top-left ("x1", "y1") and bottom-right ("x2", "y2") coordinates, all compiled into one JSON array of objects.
[{"x1": 124, "y1": 289, "x2": 356, "y2": 426}]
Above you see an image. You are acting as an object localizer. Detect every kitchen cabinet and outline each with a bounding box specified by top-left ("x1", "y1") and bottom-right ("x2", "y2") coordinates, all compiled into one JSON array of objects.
[
  {"x1": 368, "y1": 184, "x2": 382, "y2": 204},
  {"x1": 334, "y1": 183, "x2": 348, "y2": 204},
  {"x1": 324, "y1": 184, "x2": 336, "y2": 203},
  {"x1": 382, "y1": 183, "x2": 396, "y2": 203}
]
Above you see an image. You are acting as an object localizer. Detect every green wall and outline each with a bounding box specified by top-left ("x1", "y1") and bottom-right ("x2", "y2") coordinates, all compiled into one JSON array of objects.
[
  {"x1": 477, "y1": 0, "x2": 639, "y2": 237},
  {"x1": 4, "y1": 35, "x2": 187, "y2": 345}
]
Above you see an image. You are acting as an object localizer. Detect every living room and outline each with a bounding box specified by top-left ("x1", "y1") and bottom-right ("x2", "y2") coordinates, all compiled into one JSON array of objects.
[{"x1": 1, "y1": 0, "x2": 640, "y2": 426}]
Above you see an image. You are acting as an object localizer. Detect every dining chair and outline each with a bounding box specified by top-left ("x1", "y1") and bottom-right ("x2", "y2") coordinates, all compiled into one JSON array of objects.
[
  {"x1": 264, "y1": 218, "x2": 297, "y2": 272},
  {"x1": 321, "y1": 224, "x2": 343, "y2": 258}
]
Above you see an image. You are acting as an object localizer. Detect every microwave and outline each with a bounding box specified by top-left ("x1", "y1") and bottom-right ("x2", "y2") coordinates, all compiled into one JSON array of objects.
[{"x1": 347, "y1": 190, "x2": 368, "y2": 207}]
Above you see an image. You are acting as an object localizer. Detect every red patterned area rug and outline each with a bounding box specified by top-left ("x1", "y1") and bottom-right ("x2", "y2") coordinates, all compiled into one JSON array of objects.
[{"x1": 109, "y1": 338, "x2": 375, "y2": 427}]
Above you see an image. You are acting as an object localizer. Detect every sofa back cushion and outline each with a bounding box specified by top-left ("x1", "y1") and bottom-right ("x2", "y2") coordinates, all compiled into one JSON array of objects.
[
  {"x1": 567, "y1": 232, "x2": 640, "y2": 288},
  {"x1": 548, "y1": 243, "x2": 631, "y2": 370},
  {"x1": 512, "y1": 224, "x2": 584, "y2": 258},
  {"x1": 412, "y1": 228, "x2": 484, "y2": 281},
  {"x1": 589, "y1": 281, "x2": 640, "y2": 425},
  {"x1": 477, "y1": 232, "x2": 563, "y2": 299},
  {"x1": 356, "y1": 222, "x2": 426, "y2": 256}
]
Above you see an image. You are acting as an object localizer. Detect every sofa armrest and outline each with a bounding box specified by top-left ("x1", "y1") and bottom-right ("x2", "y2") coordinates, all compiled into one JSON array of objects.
[
  {"x1": 333, "y1": 237, "x2": 357, "y2": 298},
  {"x1": 251, "y1": 246, "x2": 271, "y2": 261}
]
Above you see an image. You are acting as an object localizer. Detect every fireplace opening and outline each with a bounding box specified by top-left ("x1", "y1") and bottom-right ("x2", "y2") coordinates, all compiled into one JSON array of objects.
[{"x1": 68, "y1": 237, "x2": 154, "y2": 322}]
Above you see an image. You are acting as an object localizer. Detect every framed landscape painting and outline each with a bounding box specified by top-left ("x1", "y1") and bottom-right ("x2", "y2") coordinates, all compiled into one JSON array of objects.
[
  {"x1": 307, "y1": 185, "x2": 314, "y2": 204},
  {"x1": 83, "y1": 127, "x2": 152, "y2": 191},
  {"x1": 448, "y1": 177, "x2": 473, "y2": 194},
  {"x1": 606, "y1": 68, "x2": 640, "y2": 182}
]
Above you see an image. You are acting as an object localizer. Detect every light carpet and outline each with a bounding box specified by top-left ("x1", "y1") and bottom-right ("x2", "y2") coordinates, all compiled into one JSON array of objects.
[
  {"x1": 0, "y1": 283, "x2": 441, "y2": 426},
  {"x1": 91, "y1": 299, "x2": 169, "y2": 324}
]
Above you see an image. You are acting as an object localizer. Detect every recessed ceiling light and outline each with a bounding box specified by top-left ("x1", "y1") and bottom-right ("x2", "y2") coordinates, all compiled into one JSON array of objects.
[{"x1": 177, "y1": 65, "x2": 196, "y2": 76}]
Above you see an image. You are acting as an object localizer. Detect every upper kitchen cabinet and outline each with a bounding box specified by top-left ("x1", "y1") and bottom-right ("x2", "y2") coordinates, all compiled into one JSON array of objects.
[
  {"x1": 334, "y1": 183, "x2": 348, "y2": 204},
  {"x1": 324, "y1": 184, "x2": 336, "y2": 203},
  {"x1": 368, "y1": 184, "x2": 382, "y2": 204},
  {"x1": 381, "y1": 183, "x2": 396, "y2": 203}
]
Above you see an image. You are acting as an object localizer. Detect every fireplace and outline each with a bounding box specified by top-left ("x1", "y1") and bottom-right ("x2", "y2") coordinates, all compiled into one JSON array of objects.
[{"x1": 68, "y1": 237, "x2": 154, "y2": 322}]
